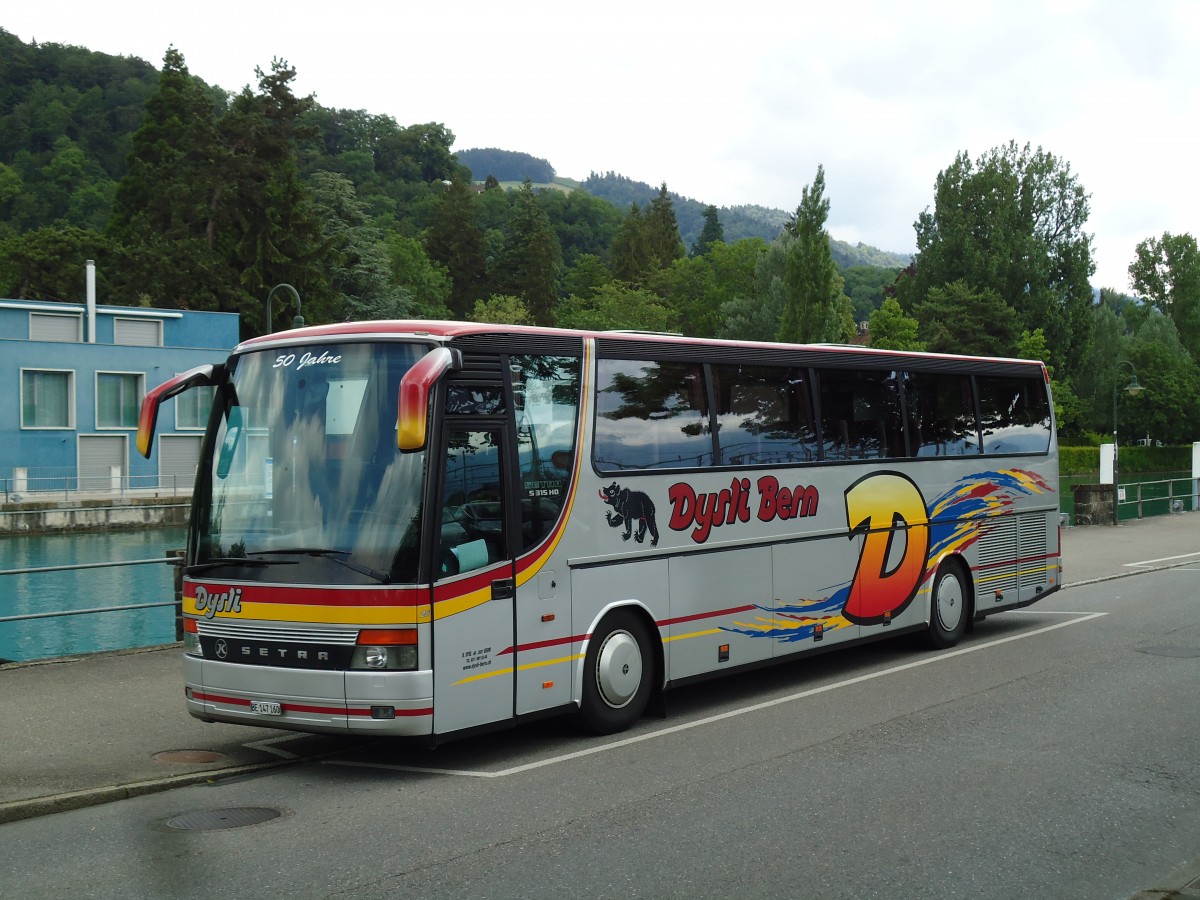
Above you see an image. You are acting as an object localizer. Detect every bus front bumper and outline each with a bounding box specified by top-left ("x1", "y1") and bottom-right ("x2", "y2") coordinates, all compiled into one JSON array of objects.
[{"x1": 184, "y1": 655, "x2": 433, "y2": 736}]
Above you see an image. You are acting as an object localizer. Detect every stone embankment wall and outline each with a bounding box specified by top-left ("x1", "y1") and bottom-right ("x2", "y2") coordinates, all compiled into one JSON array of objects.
[{"x1": 0, "y1": 497, "x2": 190, "y2": 535}]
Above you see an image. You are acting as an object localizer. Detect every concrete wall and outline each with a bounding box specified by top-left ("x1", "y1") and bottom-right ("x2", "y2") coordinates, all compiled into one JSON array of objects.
[{"x1": 0, "y1": 496, "x2": 191, "y2": 536}]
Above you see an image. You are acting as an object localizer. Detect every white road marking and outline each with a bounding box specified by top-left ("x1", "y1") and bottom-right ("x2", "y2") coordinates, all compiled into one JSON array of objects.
[
  {"x1": 324, "y1": 611, "x2": 1106, "y2": 780},
  {"x1": 1125, "y1": 551, "x2": 1200, "y2": 568},
  {"x1": 244, "y1": 734, "x2": 306, "y2": 759}
]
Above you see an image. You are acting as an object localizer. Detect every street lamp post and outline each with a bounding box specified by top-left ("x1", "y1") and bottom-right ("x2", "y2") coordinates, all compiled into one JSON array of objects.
[
  {"x1": 265, "y1": 283, "x2": 304, "y2": 334},
  {"x1": 1111, "y1": 360, "x2": 1142, "y2": 525}
]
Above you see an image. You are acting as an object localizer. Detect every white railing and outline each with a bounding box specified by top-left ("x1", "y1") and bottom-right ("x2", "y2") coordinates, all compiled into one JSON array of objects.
[{"x1": 1, "y1": 466, "x2": 194, "y2": 502}]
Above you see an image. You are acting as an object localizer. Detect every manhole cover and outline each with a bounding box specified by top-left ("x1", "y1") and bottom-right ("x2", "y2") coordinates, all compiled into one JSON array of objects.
[
  {"x1": 162, "y1": 807, "x2": 283, "y2": 831},
  {"x1": 1137, "y1": 646, "x2": 1200, "y2": 659},
  {"x1": 154, "y1": 750, "x2": 226, "y2": 764}
]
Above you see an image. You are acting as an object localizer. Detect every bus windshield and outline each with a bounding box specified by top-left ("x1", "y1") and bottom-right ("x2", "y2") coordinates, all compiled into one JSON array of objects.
[{"x1": 193, "y1": 340, "x2": 429, "y2": 585}]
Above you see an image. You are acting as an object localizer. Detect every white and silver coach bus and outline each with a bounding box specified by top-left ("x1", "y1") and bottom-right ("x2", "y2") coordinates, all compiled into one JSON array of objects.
[{"x1": 138, "y1": 321, "x2": 1061, "y2": 742}]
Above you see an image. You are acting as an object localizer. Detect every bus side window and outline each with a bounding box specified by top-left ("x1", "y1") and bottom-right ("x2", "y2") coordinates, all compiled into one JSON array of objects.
[
  {"x1": 818, "y1": 368, "x2": 903, "y2": 460},
  {"x1": 905, "y1": 372, "x2": 980, "y2": 457},
  {"x1": 977, "y1": 376, "x2": 1051, "y2": 454},
  {"x1": 511, "y1": 354, "x2": 581, "y2": 549},
  {"x1": 594, "y1": 358, "x2": 712, "y2": 472}
]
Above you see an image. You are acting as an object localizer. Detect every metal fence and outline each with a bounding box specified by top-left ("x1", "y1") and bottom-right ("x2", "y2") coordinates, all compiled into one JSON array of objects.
[
  {"x1": 1, "y1": 466, "x2": 193, "y2": 502},
  {"x1": 0, "y1": 553, "x2": 185, "y2": 643},
  {"x1": 1061, "y1": 472, "x2": 1199, "y2": 524}
]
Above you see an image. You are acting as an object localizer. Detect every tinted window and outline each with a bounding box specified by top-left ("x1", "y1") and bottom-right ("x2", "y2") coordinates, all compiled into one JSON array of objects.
[
  {"x1": 512, "y1": 355, "x2": 580, "y2": 548},
  {"x1": 593, "y1": 359, "x2": 712, "y2": 471},
  {"x1": 903, "y1": 372, "x2": 980, "y2": 457},
  {"x1": 977, "y1": 375, "x2": 1052, "y2": 454},
  {"x1": 712, "y1": 364, "x2": 819, "y2": 465},
  {"x1": 817, "y1": 368, "x2": 904, "y2": 461}
]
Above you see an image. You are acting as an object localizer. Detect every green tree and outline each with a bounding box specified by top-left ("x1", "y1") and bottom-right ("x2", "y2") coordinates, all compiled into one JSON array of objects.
[
  {"x1": 537, "y1": 188, "x2": 623, "y2": 269},
  {"x1": 424, "y1": 175, "x2": 488, "y2": 318},
  {"x1": 777, "y1": 165, "x2": 851, "y2": 344},
  {"x1": 470, "y1": 294, "x2": 531, "y2": 325},
  {"x1": 1128, "y1": 232, "x2": 1200, "y2": 361},
  {"x1": 557, "y1": 281, "x2": 677, "y2": 332},
  {"x1": 106, "y1": 47, "x2": 238, "y2": 312},
  {"x1": 562, "y1": 252, "x2": 613, "y2": 301},
  {"x1": 690, "y1": 204, "x2": 725, "y2": 257},
  {"x1": 913, "y1": 280, "x2": 1018, "y2": 356},
  {"x1": 221, "y1": 59, "x2": 336, "y2": 332},
  {"x1": 308, "y1": 171, "x2": 408, "y2": 320},
  {"x1": 719, "y1": 239, "x2": 787, "y2": 342},
  {"x1": 900, "y1": 141, "x2": 1094, "y2": 373},
  {"x1": 842, "y1": 265, "x2": 900, "y2": 324},
  {"x1": 383, "y1": 233, "x2": 451, "y2": 319},
  {"x1": 644, "y1": 183, "x2": 685, "y2": 270},
  {"x1": 867, "y1": 297, "x2": 925, "y2": 351},
  {"x1": 609, "y1": 203, "x2": 651, "y2": 284},
  {"x1": 497, "y1": 180, "x2": 562, "y2": 326},
  {"x1": 0, "y1": 225, "x2": 116, "y2": 302}
]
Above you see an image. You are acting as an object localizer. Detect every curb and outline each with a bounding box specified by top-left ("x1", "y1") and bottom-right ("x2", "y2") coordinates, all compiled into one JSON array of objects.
[{"x1": 0, "y1": 758, "x2": 290, "y2": 825}]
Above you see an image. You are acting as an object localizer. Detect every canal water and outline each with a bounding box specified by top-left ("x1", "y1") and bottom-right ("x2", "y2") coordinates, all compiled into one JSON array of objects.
[{"x1": 0, "y1": 527, "x2": 186, "y2": 664}]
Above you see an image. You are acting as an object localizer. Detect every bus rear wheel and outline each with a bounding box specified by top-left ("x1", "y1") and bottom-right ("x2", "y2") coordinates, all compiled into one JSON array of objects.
[
  {"x1": 579, "y1": 610, "x2": 653, "y2": 735},
  {"x1": 925, "y1": 560, "x2": 969, "y2": 649}
]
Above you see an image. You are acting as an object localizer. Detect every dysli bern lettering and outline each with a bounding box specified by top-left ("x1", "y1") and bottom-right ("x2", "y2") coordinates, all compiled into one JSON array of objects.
[{"x1": 668, "y1": 475, "x2": 820, "y2": 544}]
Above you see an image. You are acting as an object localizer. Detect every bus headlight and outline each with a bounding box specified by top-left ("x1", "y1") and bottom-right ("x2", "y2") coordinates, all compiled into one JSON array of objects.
[
  {"x1": 352, "y1": 629, "x2": 418, "y2": 671},
  {"x1": 183, "y1": 618, "x2": 203, "y2": 657}
]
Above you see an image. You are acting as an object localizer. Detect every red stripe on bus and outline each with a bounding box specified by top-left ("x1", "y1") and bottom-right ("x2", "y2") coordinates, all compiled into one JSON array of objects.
[
  {"x1": 192, "y1": 691, "x2": 430, "y2": 718},
  {"x1": 184, "y1": 582, "x2": 426, "y2": 606},
  {"x1": 657, "y1": 604, "x2": 758, "y2": 627}
]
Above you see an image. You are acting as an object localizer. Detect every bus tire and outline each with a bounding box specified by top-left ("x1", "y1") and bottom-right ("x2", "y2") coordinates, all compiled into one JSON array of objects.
[
  {"x1": 579, "y1": 610, "x2": 653, "y2": 735},
  {"x1": 924, "y1": 559, "x2": 969, "y2": 650}
]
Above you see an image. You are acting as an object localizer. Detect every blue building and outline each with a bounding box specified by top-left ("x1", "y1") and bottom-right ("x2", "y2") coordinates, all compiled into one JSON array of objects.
[{"x1": 1, "y1": 290, "x2": 238, "y2": 496}]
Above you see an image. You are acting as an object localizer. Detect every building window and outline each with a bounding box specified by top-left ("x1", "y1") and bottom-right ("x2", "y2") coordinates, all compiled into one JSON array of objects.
[
  {"x1": 113, "y1": 317, "x2": 163, "y2": 347},
  {"x1": 97, "y1": 372, "x2": 144, "y2": 429},
  {"x1": 29, "y1": 312, "x2": 82, "y2": 342},
  {"x1": 174, "y1": 383, "x2": 214, "y2": 429},
  {"x1": 21, "y1": 369, "x2": 75, "y2": 428}
]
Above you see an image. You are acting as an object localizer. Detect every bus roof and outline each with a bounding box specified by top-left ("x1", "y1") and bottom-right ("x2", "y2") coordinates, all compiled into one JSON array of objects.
[{"x1": 235, "y1": 319, "x2": 1048, "y2": 374}]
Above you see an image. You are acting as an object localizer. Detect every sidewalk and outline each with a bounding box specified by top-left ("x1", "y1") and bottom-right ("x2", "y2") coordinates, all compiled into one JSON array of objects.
[{"x1": 2, "y1": 514, "x2": 1199, "y2": 849}]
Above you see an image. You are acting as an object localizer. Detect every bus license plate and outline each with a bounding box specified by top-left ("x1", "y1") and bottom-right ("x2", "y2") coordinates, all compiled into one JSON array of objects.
[{"x1": 250, "y1": 700, "x2": 282, "y2": 716}]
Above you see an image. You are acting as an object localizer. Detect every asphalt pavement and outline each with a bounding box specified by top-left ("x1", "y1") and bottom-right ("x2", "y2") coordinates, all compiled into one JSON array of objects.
[{"x1": 2, "y1": 512, "x2": 1198, "y2": 895}]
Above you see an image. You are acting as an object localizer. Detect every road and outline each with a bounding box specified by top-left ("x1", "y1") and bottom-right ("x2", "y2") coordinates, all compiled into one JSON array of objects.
[{"x1": 3, "y1": 565, "x2": 1199, "y2": 899}]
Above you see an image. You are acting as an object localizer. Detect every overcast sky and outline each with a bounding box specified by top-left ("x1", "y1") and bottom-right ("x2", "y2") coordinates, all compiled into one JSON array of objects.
[{"x1": 7, "y1": 0, "x2": 1199, "y2": 292}]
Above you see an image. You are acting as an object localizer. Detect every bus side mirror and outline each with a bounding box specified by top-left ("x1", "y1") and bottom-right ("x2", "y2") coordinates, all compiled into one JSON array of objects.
[
  {"x1": 137, "y1": 363, "x2": 226, "y2": 458},
  {"x1": 397, "y1": 347, "x2": 460, "y2": 451}
]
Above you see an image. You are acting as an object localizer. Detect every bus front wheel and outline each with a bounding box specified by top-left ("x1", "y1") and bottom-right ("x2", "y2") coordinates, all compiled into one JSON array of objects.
[
  {"x1": 925, "y1": 560, "x2": 969, "y2": 649},
  {"x1": 579, "y1": 610, "x2": 653, "y2": 734}
]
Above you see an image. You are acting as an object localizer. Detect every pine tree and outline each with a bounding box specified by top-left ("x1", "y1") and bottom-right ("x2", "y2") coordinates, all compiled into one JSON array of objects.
[
  {"x1": 610, "y1": 203, "x2": 651, "y2": 284},
  {"x1": 777, "y1": 165, "x2": 849, "y2": 344},
  {"x1": 644, "y1": 183, "x2": 685, "y2": 270},
  {"x1": 499, "y1": 180, "x2": 561, "y2": 326},
  {"x1": 424, "y1": 175, "x2": 488, "y2": 318},
  {"x1": 690, "y1": 205, "x2": 724, "y2": 257}
]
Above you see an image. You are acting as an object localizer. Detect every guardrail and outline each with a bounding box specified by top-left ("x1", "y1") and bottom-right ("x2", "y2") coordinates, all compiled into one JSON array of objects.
[
  {"x1": 1117, "y1": 476, "x2": 1199, "y2": 520},
  {"x1": 0, "y1": 552, "x2": 186, "y2": 643},
  {"x1": 1, "y1": 470, "x2": 192, "y2": 503}
]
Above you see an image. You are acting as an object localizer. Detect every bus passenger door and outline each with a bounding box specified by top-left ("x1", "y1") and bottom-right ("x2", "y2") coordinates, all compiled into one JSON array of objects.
[{"x1": 431, "y1": 426, "x2": 515, "y2": 735}]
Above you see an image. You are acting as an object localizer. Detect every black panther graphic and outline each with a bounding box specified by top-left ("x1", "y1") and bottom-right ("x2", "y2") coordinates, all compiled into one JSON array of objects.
[{"x1": 599, "y1": 482, "x2": 659, "y2": 546}]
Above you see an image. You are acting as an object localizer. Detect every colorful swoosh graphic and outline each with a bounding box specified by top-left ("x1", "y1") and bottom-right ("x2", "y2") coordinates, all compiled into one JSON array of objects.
[{"x1": 720, "y1": 468, "x2": 1050, "y2": 643}]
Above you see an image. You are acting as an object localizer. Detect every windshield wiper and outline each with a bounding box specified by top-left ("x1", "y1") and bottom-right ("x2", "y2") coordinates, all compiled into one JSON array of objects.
[
  {"x1": 252, "y1": 548, "x2": 391, "y2": 584},
  {"x1": 186, "y1": 557, "x2": 298, "y2": 575}
]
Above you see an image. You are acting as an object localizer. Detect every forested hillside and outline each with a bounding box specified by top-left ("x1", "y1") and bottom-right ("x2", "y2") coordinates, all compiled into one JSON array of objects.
[{"x1": 2, "y1": 29, "x2": 1197, "y2": 446}]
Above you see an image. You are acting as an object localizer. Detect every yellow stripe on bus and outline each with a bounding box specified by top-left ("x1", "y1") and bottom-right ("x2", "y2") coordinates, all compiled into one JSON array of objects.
[{"x1": 183, "y1": 599, "x2": 429, "y2": 626}]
